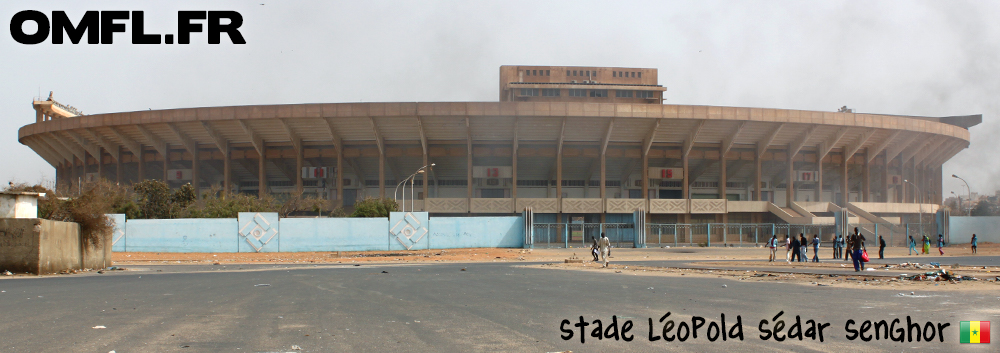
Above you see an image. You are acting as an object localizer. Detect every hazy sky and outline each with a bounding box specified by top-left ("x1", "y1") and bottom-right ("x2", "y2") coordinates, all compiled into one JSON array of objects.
[{"x1": 1, "y1": 0, "x2": 996, "y2": 197}]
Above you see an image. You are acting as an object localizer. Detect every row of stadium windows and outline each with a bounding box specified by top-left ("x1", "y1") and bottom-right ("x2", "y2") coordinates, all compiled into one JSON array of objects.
[
  {"x1": 520, "y1": 69, "x2": 641, "y2": 78},
  {"x1": 519, "y1": 88, "x2": 654, "y2": 98}
]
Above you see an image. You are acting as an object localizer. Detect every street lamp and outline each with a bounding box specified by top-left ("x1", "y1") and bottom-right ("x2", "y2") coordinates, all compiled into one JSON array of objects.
[
  {"x1": 394, "y1": 163, "x2": 435, "y2": 212},
  {"x1": 904, "y1": 179, "x2": 924, "y2": 240},
  {"x1": 952, "y1": 174, "x2": 972, "y2": 215}
]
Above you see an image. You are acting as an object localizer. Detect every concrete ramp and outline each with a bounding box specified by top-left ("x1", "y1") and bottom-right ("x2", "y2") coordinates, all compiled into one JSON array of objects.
[{"x1": 767, "y1": 203, "x2": 809, "y2": 224}]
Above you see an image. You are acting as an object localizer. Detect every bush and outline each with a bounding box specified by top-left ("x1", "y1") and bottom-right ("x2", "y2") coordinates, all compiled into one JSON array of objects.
[
  {"x1": 5, "y1": 181, "x2": 118, "y2": 247},
  {"x1": 350, "y1": 197, "x2": 398, "y2": 217}
]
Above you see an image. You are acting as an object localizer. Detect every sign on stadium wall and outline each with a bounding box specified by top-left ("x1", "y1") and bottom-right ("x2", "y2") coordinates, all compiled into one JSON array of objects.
[
  {"x1": 302, "y1": 167, "x2": 328, "y2": 179},
  {"x1": 167, "y1": 169, "x2": 192, "y2": 181},
  {"x1": 473, "y1": 166, "x2": 512, "y2": 178},
  {"x1": 796, "y1": 171, "x2": 818, "y2": 182},
  {"x1": 647, "y1": 168, "x2": 683, "y2": 180}
]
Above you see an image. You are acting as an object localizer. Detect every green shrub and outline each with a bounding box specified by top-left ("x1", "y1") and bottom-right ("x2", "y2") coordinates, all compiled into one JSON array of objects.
[{"x1": 350, "y1": 197, "x2": 398, "y2": 217}]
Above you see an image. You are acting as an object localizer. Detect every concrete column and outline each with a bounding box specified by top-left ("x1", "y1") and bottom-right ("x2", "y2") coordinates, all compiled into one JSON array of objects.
[
  {"x1": 423, "y1": 148, "x2": 430, "y2": 204},
  {"x1": 862, "y1": 149, "x2": 870, "y2": 202},
  {"x1": 258, "y1": 146, "x2": 267, "y2": 197},
  {"x1": 378, "y1": 149, "x2": 385, "y2": 199},
  {"x1": 511, "y1": 145, "x2": 517, "y2": 202},
  {"x1": 95, "y1": 150, "x2": 103, "y2": 181},
  {"x1": 295, "y1": 146, "x2": 303, "y2": 194},
  {"x1": 881, "y1": 151, "x2": 889, "y2": 203},
  {"x1": 642, "y1": 150, "x2": 649, "y2": 200},
  {"x1": 336, "y1": 145, "x2": 343, "y2": 207},
  {"x1": 466, "y1": 147, "x2": 472, "y2": 200},
  {"x1": 137, "y1": 148, "x2": 145, "y2": 183},
  {"x1": 556, "y1": 149, "x2": 563, "y2": 201},
  {"x1": 786, "y1": 145, "x2": 794, "y2": 206},
  {"x1": 116, "y1": 146, "x2": 122, "y2": 185},
  {"x1": 934, "y1": 166, "x2": 943, "y2": 205},
  {"x1": 192, "y1": 147, "x2": 200, "y2": 198},
  {"x1": 163, "y1": 145, "x2": 169, "y2": 182},
  {"x1": 223, "y1": 143, "x2": 231, "y2": 195},
  {"x1": 815, "y1": 152, "x2": 823, "y2": 202},
  {"x1": 753, "y1": 151, "x2": 761, "y2": 201},
  {"x1": 600, "y1": 151, "x2": 606, "y2": 223},
  {"x1": 719, "y1": 145, "x2": 727, "y2": 199},
  {"x1": 841, "y1": 153, "x2": 849, "y2": 206},
  {"x1": 682, "y1": 151, "x2": 689, "y2": 199}
]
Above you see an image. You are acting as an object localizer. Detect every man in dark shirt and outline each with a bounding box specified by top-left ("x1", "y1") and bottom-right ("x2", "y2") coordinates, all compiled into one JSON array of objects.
[
  {"x1": 790, "y1": 235, "x2": 801, "y2": 263},
  {"x1": 850, "y1": 227, "x2": 866, "y2": 272},
  {"x1": 878, "y1": 236, "x2": 886, "y2": 259}
]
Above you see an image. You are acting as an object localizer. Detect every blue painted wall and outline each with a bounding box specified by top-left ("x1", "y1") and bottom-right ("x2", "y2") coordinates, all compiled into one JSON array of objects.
[
  {"x1": 280, "y1": 218, "x2": 389, "y2": 252},
  {"x1": 108, "y1": 214, "x2": 126, "y2": 252},
  {"x1": 949, "y1": 216, "x2": 1000, "y2": 244},
  {"x1": 111, "y1": 215, "x2": 525, "y2": 252},
  {"x1": 429, "y1": 217, "x2": 524, "y2": 249},
  {"x1": 123, "y1": 219, "x2": 238, "y2": 252}
]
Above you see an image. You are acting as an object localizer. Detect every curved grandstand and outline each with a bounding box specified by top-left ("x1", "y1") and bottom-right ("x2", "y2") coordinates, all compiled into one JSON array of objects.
[{"x1": 18, "y1": 65, "x2": 979, "y2": 232}]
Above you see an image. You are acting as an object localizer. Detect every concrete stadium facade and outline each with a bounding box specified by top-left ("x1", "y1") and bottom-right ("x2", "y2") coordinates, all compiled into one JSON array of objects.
[{"x1": 18, "y1": 66, "x2": 978, "y2": 226}]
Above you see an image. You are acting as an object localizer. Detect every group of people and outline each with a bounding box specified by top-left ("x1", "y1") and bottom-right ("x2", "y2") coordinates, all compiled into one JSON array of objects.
[
  {"x1": 767, "y1": 233, "x2": 820, "y2": 263},
  {"x1": 590, "y1": 233, "x2": 611, "y2": 267},
  {"x1": 906, "y1": 234, "x2": 949, "y2": 255},
  {"x1": 766, "y1": 228, "x2": 884, "y2": 271}
]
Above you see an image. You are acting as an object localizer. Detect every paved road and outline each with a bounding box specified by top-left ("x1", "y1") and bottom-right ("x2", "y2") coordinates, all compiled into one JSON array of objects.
[{"x1": 0, "y1": 261, "x2": 996, "y2": 352}]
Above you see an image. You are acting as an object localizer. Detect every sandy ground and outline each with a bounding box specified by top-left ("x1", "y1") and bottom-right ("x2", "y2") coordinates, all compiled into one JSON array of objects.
[
  {"x1": 100, "y1": 244, "x2": 1000, "y2": 292},
  {"x1": 110, "y1": 243, "x2": 1000, "y2": 265}
]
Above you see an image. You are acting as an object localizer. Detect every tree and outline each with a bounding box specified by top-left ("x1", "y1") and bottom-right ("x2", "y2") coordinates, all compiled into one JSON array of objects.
[
  {"x1": 970, "y1": 199, "x2": 998, "y2": 216},
  {"x1": 350, "y1": 197, "x2": 398, "y2": 217}
]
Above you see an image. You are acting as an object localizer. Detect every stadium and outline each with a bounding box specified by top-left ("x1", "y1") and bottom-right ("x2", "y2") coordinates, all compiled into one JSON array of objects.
[{"x1": 17, "y1": 65, "x2": 979, "y2": 244}]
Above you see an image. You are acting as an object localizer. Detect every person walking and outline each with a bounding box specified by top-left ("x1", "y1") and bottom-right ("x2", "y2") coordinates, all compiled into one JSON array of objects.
[
  {"x1": 832, "y1": 234, "x2": 840, "y2": 259},
  {"x1": 799, "y1": 234, "x2": 808, "y2": 263},
  {"x1": 790, "y1": 235, "x2": 801, "y2": 263},
  {"x1": 767, "y1": 235, "x2": 778, "y2": 262},
  {"x1": 590, "y1": 236, "x2": 600, "y2": 262},
  {"x1": 850, "y1": 227, "x2": 866, "y2": 272},
  {"x1": 785, "y1": 235, "x2": 792, "y2": 263},
  {"x1": 971, "y1": 234, "x2": 978, "y2": 254},
  {"x1": 598, "y1": 232, "x2": 612, "y2": 267},
  {"x1": 845, "y1": 232, "x2": 854, "y2": 263},
  {"x1": 922, "y1": 235, "x2": 930, "y2": 255},
  {"x1": 811, "y1": 234, "x2": 820, "y2": 262},
  {"x1": 937, "y1": 234, "x2": 945, "y2": 256},
  {"x1": 908, "y1": 235, "x2": 917, "y2": 255},
  {"x1": 878, "y1": 235, "x2": 886, "y2": 259}
]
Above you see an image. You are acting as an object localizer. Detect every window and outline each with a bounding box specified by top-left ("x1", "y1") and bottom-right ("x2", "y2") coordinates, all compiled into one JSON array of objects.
[
  {"x1": 612, "y1": 71, "x2": 617, "y2": 77},
  {"x1": 585, "y1": 70, "x2": 590, "y2": 76},
  {"x1": 573, "y1": 70, "x2": 577, "y2": 76},
  {"x1": 636, "y1": 91, "x2": 655, "y2": 98},
  {"x1": 631, "y1": 72, "x2": 636, "y2": 78},
  {"x1": 520, "y1": 88, "x2": 539, "y2": 96},
  {"x1": 638, "y1": 72, "x2": 641, "y2": 78},
  {"x1": 568, "y1": 89, "x2": 587, "y2": 97},
  {"x1": 566, "y1": 70, "x2": 570, "y2": 76},
  {"x1": 615, "y1": 90, "x2": 633, "y2": 98},
  {"x1": 589, "y1": 90, "x2": 607, "y2": 98},
  {"x1": 517, "y1": 180, "x2": 549, "y2": 187},
  {"x1": 546, "y1": 70, "x2": 550, "y2": 76},
  {"x1": 532, "y1": 70, "x2": 537, "y2": 76},
  {"x1": 542, "y1": 88, "x2": 560, "y2": 97}
]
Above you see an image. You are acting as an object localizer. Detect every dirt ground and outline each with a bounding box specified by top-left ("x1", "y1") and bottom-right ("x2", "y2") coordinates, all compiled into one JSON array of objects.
[{"x1": 110, "y1": 243, "x2": 1000, "y2": 265}]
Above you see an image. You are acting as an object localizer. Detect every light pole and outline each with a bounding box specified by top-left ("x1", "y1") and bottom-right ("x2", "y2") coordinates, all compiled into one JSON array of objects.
[
  {"x1": 952, "y1": 174, "x2": 972, "y2": 215},
  {"x1": 905, "y1": 179, "x2": 923, "y2": 240},
  {"x1": 394, "y1": 163, "x2": 435, "y2": 212}
]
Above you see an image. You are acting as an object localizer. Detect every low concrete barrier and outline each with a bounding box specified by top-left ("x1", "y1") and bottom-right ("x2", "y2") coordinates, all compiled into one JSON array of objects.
[{"x1": 0, "y1": 218, "x2": 111, "y2": 274}]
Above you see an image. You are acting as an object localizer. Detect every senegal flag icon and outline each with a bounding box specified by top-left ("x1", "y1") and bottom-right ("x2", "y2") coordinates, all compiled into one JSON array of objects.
[{"x1": 960, "y1": 321, "x2": 990, "y2": 344}]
